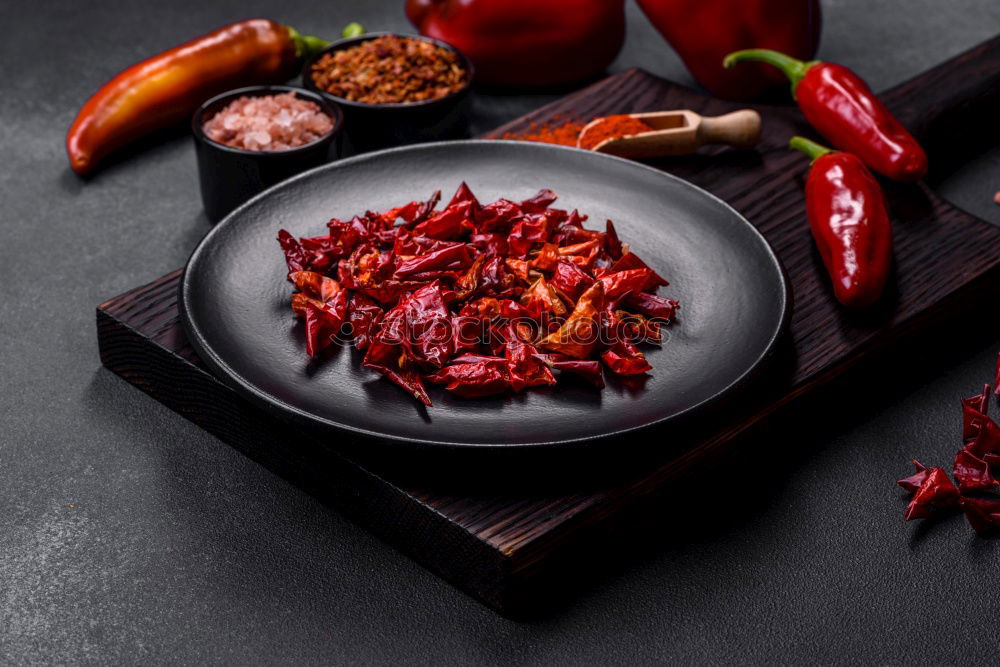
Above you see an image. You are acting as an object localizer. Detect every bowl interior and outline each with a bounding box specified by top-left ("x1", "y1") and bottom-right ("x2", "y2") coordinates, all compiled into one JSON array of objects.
[
  {"x1": 193, "y1": 85, "x2": 344, "y2": 155},
  {"x1": 301, "y1": 32, "x2": 474, "y2": 110}
]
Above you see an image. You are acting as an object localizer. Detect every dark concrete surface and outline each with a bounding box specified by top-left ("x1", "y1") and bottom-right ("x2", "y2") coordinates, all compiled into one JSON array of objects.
[{"x1": 2, "y1": 0, "x2": 999, "y2": 663}]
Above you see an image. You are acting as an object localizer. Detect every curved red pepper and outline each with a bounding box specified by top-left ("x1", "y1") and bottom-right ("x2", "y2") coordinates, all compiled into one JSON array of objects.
[
  {"x1": 790, "y1": 137, "x2": 893, "y2": 309},
  {"x1": 636, "y1": 0, "x2": 821, "y2": 100},
  {"x1": 66, "y1": 19, "x2": 329, "y2": 175},
  {"x1": 724, "y1": 49, "x2": 927, "y2": 182},
  {"x1": 405, "y1": 0, "x2": 625, "y2": 87}
]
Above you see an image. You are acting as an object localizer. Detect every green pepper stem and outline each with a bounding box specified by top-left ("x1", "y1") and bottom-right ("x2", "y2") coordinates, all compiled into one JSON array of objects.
[
  {"x1": 789, "y1": 136, "x2": 835, "y2": 163},
  {"x1": 287, "y1": 26, "x2": 330, "y2": 59},
  {"x1": 722, "y1": 49, "x2": 818, "y2": 98},
  {"x1": 341, "y1": 22, "x2": 365, "y2": 38}
]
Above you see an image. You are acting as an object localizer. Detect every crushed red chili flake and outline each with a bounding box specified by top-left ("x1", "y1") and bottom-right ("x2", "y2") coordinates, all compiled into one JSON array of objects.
[
  {"x1": 309, "y1": 35, "x2": 467, "y2": 104},
  {"x1": 276, "y1": 183, "x2": 679, "y2": 406}
]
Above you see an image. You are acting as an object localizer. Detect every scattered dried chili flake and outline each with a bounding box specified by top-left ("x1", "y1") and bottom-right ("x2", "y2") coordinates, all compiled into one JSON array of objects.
[
  {"x1": 309, "y1": 35, "x2": 467, "y2": 104},
  {"x1": 960, "y1": 497, "x2": 1000, "y2": 535},
  {"x1": 995, "y1": 352, "x2": 1000, "y2": 395},
  {"x1": 897, "y1": 459, "x2": 931, "y2": 494},
  {"x1": 904, "y1": 468, "x2": 960, "y2": 521},
  {"x1": 899, "y1": 353, "x2": 1000, "y2": 536},
  {"x1": 953, "y1": 448, "x2": 1000, "y2": 494},
  {"x1": 277, "y1": 183, "x2": 679, "y2": 406},
  {"x1": 966, "y1": 416, "x2": 1000, "y2": 459},
  {"x1": 961, "y1": 384, "x2": 992, "y2": 442}
]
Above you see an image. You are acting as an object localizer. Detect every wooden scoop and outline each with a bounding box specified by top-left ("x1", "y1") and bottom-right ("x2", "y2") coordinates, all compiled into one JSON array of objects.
[{"x1": 578, "y1": 109, "x2": 762, "y2": 159}]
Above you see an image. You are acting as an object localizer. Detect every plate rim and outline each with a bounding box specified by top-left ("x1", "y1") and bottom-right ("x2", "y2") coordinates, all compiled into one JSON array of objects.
[{"x1": 180, "y1": 139, "x2": 791, "y2": 450}]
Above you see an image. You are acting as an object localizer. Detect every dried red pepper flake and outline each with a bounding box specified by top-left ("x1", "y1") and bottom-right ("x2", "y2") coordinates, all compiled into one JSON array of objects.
[
  {"x1": 995, "y1": 352, "x2": 1000, "y2": 396},
  {"x1": 309, "y1": 35, "x2": 468, "y2": 105},
  {"x1": 277, "y1": 182, "x2": 679, "y2": 405},
  {"x1": 899, "y1": 353, "x2": 1000, "y2": 537},
  {"x1": 953, "y1": 448, "x2": 1000, "y2": 494},
  {"x1": 904, "y1": 468, "x2": 960, "y2": 521},
  {"x1": 960, "y1": 497, "x2": 1000, "y2": 536},
  {"x1": 425, "y1": 360, "x2": 510, "y2": 398},
  {"x1": 533, "y1": 354, "x2": 606, "y2": 388},
  {"x1": 897, "y1": 459, "x2": 930, "y2": 494},
  {"x1": 302, "y1": 291, "x2": 348, "y2": 357},
  {"x1": 965, "y1": 417, "x2": 1000, "y2": 459},
  {"x1": 961, "y1": 384, "x2": 992, "y2": 442}
]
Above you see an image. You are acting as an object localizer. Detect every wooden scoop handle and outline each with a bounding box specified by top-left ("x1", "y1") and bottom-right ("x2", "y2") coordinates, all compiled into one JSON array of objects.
[{"x1": 696, "y1": 110, "x2": 762, "y2": 150}]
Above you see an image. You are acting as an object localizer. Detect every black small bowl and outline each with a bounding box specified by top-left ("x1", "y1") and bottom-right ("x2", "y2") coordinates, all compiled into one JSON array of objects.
[
  {"x1": 302, "y1": 32, "x2": 474, "y2": 154},
  {"x1": 192, "y1": 85, "x2": 344, "y2": 222}
]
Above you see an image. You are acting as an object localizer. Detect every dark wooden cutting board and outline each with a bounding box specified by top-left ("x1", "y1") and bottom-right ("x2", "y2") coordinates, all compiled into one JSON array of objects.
[{"x1": 97, "y1": 37, "x2": 1000, "y2": 615}]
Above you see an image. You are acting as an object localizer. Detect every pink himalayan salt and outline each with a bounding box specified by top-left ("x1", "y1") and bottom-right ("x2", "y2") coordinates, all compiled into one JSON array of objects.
[{"x1": 203, "y1": 93, "x2": 334, "y2": 151}]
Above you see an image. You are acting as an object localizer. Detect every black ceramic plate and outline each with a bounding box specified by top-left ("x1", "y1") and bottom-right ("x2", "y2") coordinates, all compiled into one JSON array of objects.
[{"x1": 181, "y1": 141, "x2": 788, "y2": 450}]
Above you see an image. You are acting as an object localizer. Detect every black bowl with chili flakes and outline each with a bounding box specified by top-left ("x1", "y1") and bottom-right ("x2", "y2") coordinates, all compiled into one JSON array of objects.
[{"x1": 302, "y1": 32, "x2": 474, "y2": 154}]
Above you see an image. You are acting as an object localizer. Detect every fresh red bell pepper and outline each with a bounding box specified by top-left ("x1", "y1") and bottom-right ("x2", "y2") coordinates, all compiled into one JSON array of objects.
[
  {"x1": 405, "y1": 0, "x2": 625, "y2": 87},
  {"x1": 636, "y1": 0, "x2": 821, "y2": 100},
  {"x1": 789, "y1": 136, "x2": 893, "y2": 309},
  {"x1": 724, "y1": 49, "x2": 928, "y2": 182}
]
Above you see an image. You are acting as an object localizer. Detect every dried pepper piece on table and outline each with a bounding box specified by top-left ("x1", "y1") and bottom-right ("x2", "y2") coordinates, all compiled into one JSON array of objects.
[
  {"x1": 953, "y1": 449, "x2": 999, "y2": 494},
  {"x1": 898, "y1": 353, "x2": 1000, "y2": 537},
  {"x1": 960, "y1": 498, "x2": 1000, "y2": 536},
  {"x1": 896, "y1": 460, "x2": 930, "y2": 494},
  {"x1": 903, "y1": 468, "x2": 960, "y2": 522}
]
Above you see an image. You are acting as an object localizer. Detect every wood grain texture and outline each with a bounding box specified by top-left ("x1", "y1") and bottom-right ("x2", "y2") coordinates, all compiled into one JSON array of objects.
[{"x1": 98, "y1": 37, "x2": 1000, "y2": 614}]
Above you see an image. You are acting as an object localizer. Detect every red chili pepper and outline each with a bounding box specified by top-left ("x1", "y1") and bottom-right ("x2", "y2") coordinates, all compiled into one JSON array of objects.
[
  {"x1": 520, "y1": 276, "x2": 567, "y2": 319},
  {"x1": 279, "y1": 183, "x2": 679, "y2": 405},
  {"x1": 953, "y1": 449, "x2": 999, "y2": 495},
  {"x1": 636, "y1": 0, "x2": 821, "y2": 100},
  {"x1": 608, "y1": 251, "x2": 669, "y2": 288},
  {"x1": 66, "y1": 19, "x2": 329, "y2": 175},
  {"x1": 533, "y1": 354, "x2": 605, "y2": 388},
  {"x1": 405, "y1": 0, "x2": 625, "y2": 87},
  {"x1": 995, "y1": 353, "x2": 1000, "y2": 396},
  {"x1": 394, "y1": 244, "x2": 473, "y2": 278},
  {"x1": 724, "y1": 49, "x2": 927, "y2": 182},
  {"x1": 965, "y1": 417, "x2": 1000, "y2": 459},
  {"x1": 346, "y1": 293, "x2": 384, "y2": 351},
  {"x1": 302, "y1": 291, "x2": 348, "y2": 357},
  {"x1": 960, "y1": 498, "x2": 1000, "y2": 536},
  {"x1": 598, "y1": 269, "x2": 658, "y2": 300},
  {"x1": 538, "y1": 282, "x2": 605, "y2": 360},
  {"x1": 499, "y1": 322, "x2": 556, "y2": 393},
  {"x1": 789, "y1": 136, "x2": 893, "y2": 308},
  {"x1": 622, "y1": 292, "x2": 679, "y2": 322},
  {"x1": 425, "y1": 360, "x2": 511, "y2": 398},
  {"x1": 903, "y1": 468, "x2": 960, "y2": 522},
  {"x1": 896, "y1": 459, "x2": 930, "y2": 494},
  {"x1": 962, "y1": 384, "x2": 992, "y2": 442},
  {"x1": 601, "y1": 340, "x2": 653, "y2": 376}
]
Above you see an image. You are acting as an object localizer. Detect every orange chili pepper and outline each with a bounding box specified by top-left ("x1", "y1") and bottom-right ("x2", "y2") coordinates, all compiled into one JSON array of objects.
[{"x1": 66, "y1": 19, "x2": 328, "y2": 175}]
